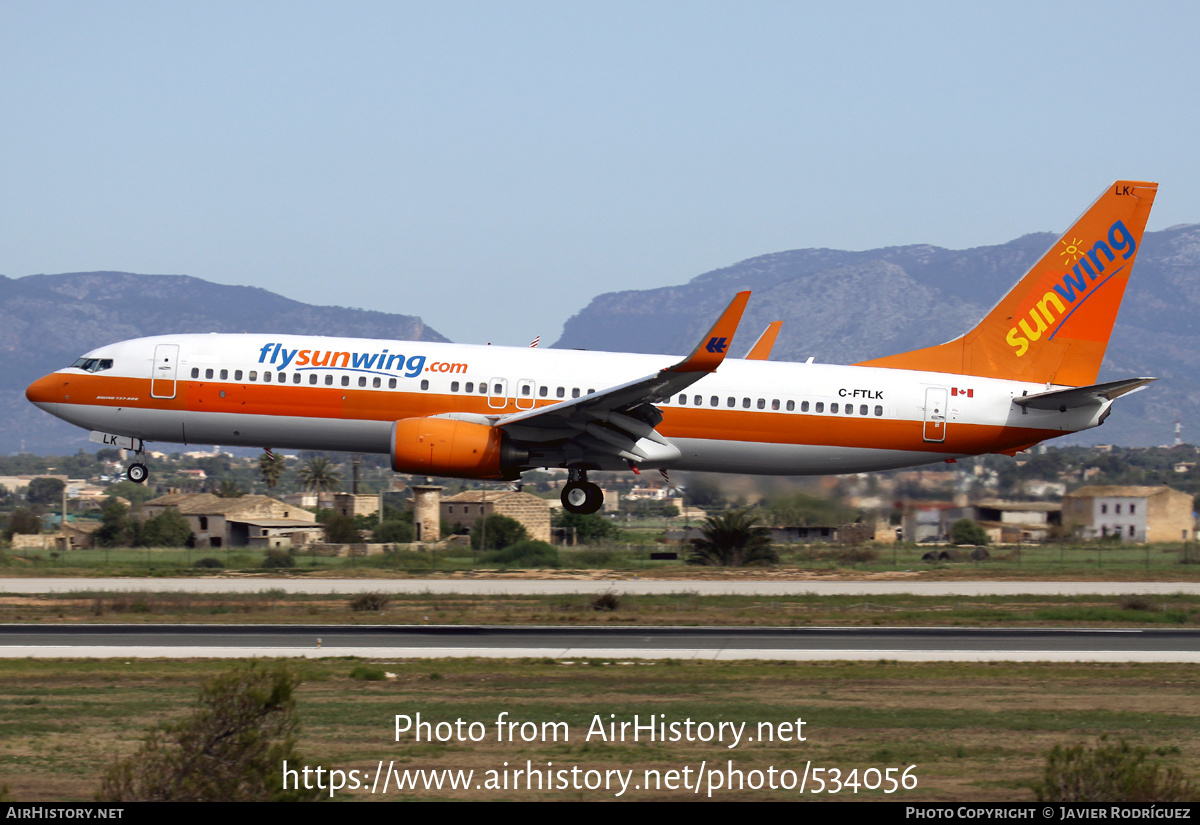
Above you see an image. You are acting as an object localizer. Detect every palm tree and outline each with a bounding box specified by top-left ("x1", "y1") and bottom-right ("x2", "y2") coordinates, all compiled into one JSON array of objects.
[
  {"x1": 214, "y1": 479, "x2": 246, "y2": 498},
  {"x1": 687, "y1": 509, "x2": 777, "y2": 567},
  {"x1": 258, "y1": 453, "x2": 283, "y2": 490},
  {"x1": 296, "y1": 457, "x2": 343, "y2": 493}
]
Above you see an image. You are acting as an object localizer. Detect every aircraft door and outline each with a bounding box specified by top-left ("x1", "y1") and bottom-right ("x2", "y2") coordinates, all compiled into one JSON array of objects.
[
  {"x1": 150, "y1": 344, "x2": 179, "y2": 399},
  {"x1": 922, "y1": 386, "x2": 948, "y2": 442},
  {"x1": 515, "y1": 379, "x2": 536, "y2": 410},
  {"x1": 487, "y1": 377, "x2": 509, "y2": 410}
]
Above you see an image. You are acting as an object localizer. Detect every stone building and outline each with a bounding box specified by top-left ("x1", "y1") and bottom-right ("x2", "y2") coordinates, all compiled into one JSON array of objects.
[
  {"x1": 440, "y1": 490, "x2": 552, "y2": 543},
  {"x1": 141, "y1": 493, "x2": 319, "y2": 548},
  {"x1": 1061, "y1": 485, "x2": 1194, "y2": 543}
]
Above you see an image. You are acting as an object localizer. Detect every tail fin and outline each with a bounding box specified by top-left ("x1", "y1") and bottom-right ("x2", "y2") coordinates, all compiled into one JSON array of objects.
[{"x1": 856, "y1": 181, "x2": 1158, "y2": 387}]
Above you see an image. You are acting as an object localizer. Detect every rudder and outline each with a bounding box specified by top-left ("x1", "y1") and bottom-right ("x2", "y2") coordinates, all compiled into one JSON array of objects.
[{"x1": 857, "y1": 181, "x2": 1158, "y2": 387}]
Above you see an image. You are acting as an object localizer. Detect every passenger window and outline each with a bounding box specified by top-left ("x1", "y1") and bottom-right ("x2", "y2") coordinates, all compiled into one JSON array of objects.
[
  {"x1": 465, "y1": 382, "x2": 474, "y2": 393},
  {"x1": 845, "y1": 405, "x2": 853, "y2": 415},
  {"x1": 495, "y1": 383, "x2": 504, "y2": 395},
  {"x1": 479, "y1": 383, "x2": 486, "y2": 394},
  {"x1": 451, "y1": 381, "x2": 460, "y2": 392},
  {"x1": 263, "y1": 372, "x2": 272, "y2": 383},
  {"x1": 205, "y1": 369, "x2": 214, "y2": 379},
  {"x1": 771, "y1": 399, "x2": 779, "y2": 410},
  {"x1": 587, "y1": 388, "x2": 594, "y2": 394},
  {"x1": 373, "y1": 377, "x2": 381, "y2": 388},
  {"x1": 875, "y1": 405, "x2": 883, "y2": 416},
  {"x1": 249, "y1": 371, "x2": 257, "y2": 381},
  {"x1": 191, "y1": 368, "x2": 199, "y2": 378},
  {"x1": 742, "y1": 398, "x2": 751, "y2": 409},
  {"x1": 572, "y1": 388, "x2": 580, "y2": 398},
  {"x1": 757, "y1": 399, "x2": 766, "y2": 410},
  {"x1": 727, "y1": 397, "x2": 735, "y2": 408},
  {"x1": 388, "y1": 378, "x2": 396, "y2": 389},
  {"x1": 421, "y1": 379, "x2": 429, "y2": 390},
  {"x1": 539, "y1": 386, "x2": 548, "y2": 397},
  {"x1": 293, "y1": 373, "x2": 301, "y2": 384},
  {"x1": 557, "y1": 387, "x2": 565, "y2": 398},
  {"x1": 521, "y1": 384, "x2": 531, "y2": 396},
  {"x1": 694, "y1": 395, "x2": 702, "y2": 405},
  {"x1": 325, "y1": 375, "x2": 333, "y2": 386},
  {"x1": 220, "y1": 369, "x2": 228, "y2": 380},
  {"x1": 358, "y1": 377, "x2": 367, "y2": 387},
  {"x1": 234, "y1": 370, "x2": 243, "y2": 381},
  {"x1": 711, "y1": 396, "x2": 718, "y2": 407},
  {"x1": 309, "y1": 374, "x2": 317, "y2": 385},
  {"x1": 678, "y1": 395, "x2": 687, "y2": 405},
  {"x1": 831, "y1": 403, "x2": 839, "y2": 414},
  {"x1": 801, "y1": 400, "x2": 809, "y2": 412},
  {"x1": 786, "y1": 400, "x2": 794, "y2": 411},
  {"x1": 815, "y1": 402, "x2": 824, "y2": 413},
  {"x1": 341, "y1": 376, "x2": 349, "y2": 386},
  {"x1": 278, "y1": 373, "x2": 285, "y2": 382},
  {"x1": 860, "y1": 404, "x2": 868, "y2": 415}
]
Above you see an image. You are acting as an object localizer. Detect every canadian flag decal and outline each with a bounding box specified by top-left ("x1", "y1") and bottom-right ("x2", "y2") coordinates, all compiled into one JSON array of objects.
[{"x1": 951, "y1": 387, "x2": 974, "y2": 397}]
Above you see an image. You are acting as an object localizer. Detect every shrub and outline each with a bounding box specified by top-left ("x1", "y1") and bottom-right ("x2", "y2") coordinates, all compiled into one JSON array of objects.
[
  {"x1": 949, "y1": 518, "x2": 989, "y2": 546},
  {"x1": 194, "y1": 557, "x2": 224, "y2": 569},
  {"x1": 372, "y1": 520, "x2": 414, "y2": 543},
  {"x1": 1035, "y1": 736, "x2": 1198, "y2": 802},
  {"x1": 261, "y1": 549, "x2": 294, "y2": 569},
  {"x1": 349, "y1": 665, "x2": 385, "y2": 681},
  {"x1": 482, "y1": 539, "x2": 559, "y2": 568},
  {"x1": 591, "y1": 591, "x2": 620, "y2": 611},
  {"x1": 97, "y1": 663, "x2": 320, "y2": 802},
  {"x1": 350, "y1": 592, "x2": 391, "y2": 612},
  {"x1": 471, "y1": 514, "x2": 529, "y2": 551}
]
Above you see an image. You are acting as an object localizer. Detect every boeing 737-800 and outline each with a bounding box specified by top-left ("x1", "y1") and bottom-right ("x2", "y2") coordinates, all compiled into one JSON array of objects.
[{"x1": 26, "y1": 181, "x2": 1158, "y2": 514}]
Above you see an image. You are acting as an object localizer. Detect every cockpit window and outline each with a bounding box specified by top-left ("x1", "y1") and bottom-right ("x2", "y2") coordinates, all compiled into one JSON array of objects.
[{"x1": 69, "y1": 358, "x2": 114, "y2": 373}]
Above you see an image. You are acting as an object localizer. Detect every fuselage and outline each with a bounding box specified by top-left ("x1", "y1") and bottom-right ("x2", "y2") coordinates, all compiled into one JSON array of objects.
[{"x1": 26, "y1": 332, "x2": 1105, "y2": 476}]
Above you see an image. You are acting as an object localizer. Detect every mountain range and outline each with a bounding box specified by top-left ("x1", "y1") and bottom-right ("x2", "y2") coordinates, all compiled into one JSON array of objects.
[
  {"x1": 6, "y1": 222, "x2": 1199, "y2": 454},
  {"x1": 555, "y1": 225, "x2": 1200, "y2": 447}
]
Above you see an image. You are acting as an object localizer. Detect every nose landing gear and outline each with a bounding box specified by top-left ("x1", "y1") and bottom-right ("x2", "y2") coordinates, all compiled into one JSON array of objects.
[{"x1": 561, "y1": 466, "x2": 603, "y2": 514}]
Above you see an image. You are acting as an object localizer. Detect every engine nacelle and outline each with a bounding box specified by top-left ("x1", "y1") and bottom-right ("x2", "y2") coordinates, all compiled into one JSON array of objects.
[{"x1": 390, "y1": 417, "x2": 524, "y2": 479}]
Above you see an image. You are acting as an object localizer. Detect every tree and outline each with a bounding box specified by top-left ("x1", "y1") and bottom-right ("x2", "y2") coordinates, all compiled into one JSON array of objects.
[
  {"x1": 297, "y1": 457, "x2": 342, "y2": 493},
  {"x1": 258, "y1": 453, "x2": 283, "y2": 490},
  {"x1": 95, "y1": 499, "x2": 134, "y2": 548},
  {"x1": 26, "y1": 477, "x2": 65, "y2": 507},
  {"x1": 214, "y1": 480, "x2": 246, "y2": 498},
  {"x1": 556, "y1": 510, "x2": 619, "y2": 543},
  {"x1": 140, "y1": 509, "x2": 193, "y2": 547},
  {"x1": 3, "y1": 507, "x2": 42, "y2": 540},
  {"x1": 321, "y1": 513, "x2": 361, "y2": 543},
  {"x1": 470, "y1": 513, "x2": 528, "y2": 551},
  {"x1": 97, "y1": 663, "x2": 320, "y2": 802},
  {"x1": 950, "y1": 518, "x2": 989, "y2": 546},
  {"x1": 373, "y1": 520, "x2": 414, "y2": 543},
  {"x1": 687, "y1": 509, "x2": 778, "y2": 567}
]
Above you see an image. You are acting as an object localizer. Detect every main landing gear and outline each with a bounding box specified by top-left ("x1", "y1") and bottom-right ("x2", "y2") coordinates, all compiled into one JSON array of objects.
[{"x1": 561, "y1": 466, "x2": 603, "y2": 515}]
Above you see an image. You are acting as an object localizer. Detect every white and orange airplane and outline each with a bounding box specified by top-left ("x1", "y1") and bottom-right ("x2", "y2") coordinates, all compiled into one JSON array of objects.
[{"x1": 26, "y1": 181, "x2": 1158, "y2": 515}]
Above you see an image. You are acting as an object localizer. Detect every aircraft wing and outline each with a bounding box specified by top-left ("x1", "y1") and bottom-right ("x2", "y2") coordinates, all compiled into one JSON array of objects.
[
  {"x1": 1013, "y1": 377, "x2": 1156, "y2": 411},
  {"x1": 491, "y1": 292, "x2": 750, "y2": 465}
]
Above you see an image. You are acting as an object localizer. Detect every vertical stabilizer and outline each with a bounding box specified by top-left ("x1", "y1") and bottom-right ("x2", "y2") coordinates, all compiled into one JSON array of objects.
[{"x1": 856, "y1": 181, "x2": 1158, "y2": 387}]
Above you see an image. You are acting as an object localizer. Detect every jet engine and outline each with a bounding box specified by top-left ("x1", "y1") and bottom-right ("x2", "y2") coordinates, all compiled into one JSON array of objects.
[{"x1": 390, "y1": 417, "x2": 526, "y2": 479}]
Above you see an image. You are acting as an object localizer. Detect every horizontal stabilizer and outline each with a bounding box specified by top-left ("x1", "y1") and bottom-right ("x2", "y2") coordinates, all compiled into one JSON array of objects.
[{"x1": 1013, "y1": 377, "x2": 1156, "y2": 411}]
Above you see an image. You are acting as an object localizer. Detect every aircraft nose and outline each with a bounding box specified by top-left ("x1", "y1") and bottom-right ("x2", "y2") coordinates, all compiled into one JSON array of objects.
[{"x1": 25, "y1": 373, "x2": 62, "y2": 407}]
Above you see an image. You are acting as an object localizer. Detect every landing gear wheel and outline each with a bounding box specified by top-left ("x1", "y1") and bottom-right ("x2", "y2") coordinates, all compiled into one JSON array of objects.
[
  {"x1": 562, "y1": 481, "x2": 603, "y2": 515},
  {"x1": 127, "y1": 462, "x2": 148, "y2": 484}
]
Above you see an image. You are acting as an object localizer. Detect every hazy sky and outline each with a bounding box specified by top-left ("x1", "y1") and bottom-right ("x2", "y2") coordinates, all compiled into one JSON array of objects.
[{"x1": 3, "y1": 1, "x2": 1198, "y2": 346}]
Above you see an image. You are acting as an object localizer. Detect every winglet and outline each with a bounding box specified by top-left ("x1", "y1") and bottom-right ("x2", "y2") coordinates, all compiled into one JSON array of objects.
[
  {"x1": 669, "y1": 291, "x2": 751, "y2": 373},
  {"x1": 745, "y1": 321, "x2": 782, "y2": 360}
]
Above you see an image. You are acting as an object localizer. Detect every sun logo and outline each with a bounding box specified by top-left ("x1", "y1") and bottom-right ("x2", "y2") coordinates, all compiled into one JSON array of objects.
[{"x1": 1059, "y1": 237, "x2": 1084, "y2": 265}]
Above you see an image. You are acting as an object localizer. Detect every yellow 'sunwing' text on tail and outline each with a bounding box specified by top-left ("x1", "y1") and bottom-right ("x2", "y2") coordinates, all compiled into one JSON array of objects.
[{"x1": 857, "y1": 181, "x2": 1158, "y2": 387}]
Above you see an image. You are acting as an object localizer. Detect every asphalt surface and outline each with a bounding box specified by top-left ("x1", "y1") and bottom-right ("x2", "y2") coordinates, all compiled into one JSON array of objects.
[
  {"x1": 4, "y1": 623, "x2": 1200, "y2": 662},
  {"x1": 5, "y1": 577, "x2": 1200, "y2": 596}
]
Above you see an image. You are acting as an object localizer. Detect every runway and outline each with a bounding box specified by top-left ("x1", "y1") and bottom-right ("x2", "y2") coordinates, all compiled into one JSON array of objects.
[
  {"x1": 5, "y1": 577, "x2": 1200, "y2": 597},
  {"x1": 4, "y1": 623, "x2": 1200, "y2": 662}
]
